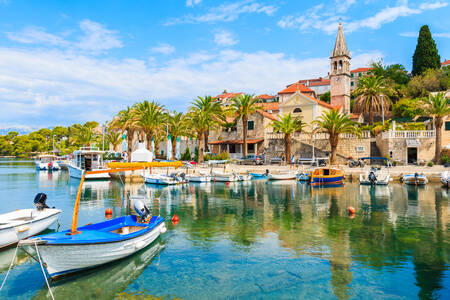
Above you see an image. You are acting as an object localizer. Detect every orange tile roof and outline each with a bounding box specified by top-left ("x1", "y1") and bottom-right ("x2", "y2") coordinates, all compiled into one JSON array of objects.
[
  {"x1": 442, "y1": 60, "x2": 450, "y2": 66},
  {"x1": 257, "y1": 110, "x2": 278, "y2": 121},
  {"x1": 259, "y1": 102, "x2": 279, "y2": 111},
  {"x1": 214, "y1": 92, "x2": 242, "y2": 101},
  {"x1": 255, "y1": 94, "x2": 275, "y2": 100},
  {"x1": 209, "y1": 138, "x2": 264, "y2": 145},
  {"x1": 307, "y1": 79, "x2": 330, "y2": 86},
  {"x1": 350, "y1": 67, "x2": 372, "y2": 73},
  {"x1": 278, "y1": 82, "x2": 314, "y2": 95},
  {"x1": 349, "y1": 113, "x2": 361, "y2": 119},
  {"x1": 301, "y1": 93, "x2": 339, "y2": 110}
]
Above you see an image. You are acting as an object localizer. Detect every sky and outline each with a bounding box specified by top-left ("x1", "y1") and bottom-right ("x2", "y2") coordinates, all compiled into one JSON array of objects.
[{"x1": 0, "y1": 0, "x2": 449, "y2": 131}]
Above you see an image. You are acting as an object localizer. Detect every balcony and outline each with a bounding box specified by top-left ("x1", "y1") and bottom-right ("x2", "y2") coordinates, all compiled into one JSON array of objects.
[{"x1": 381, "y1": 130, "x2": 436, "y2": 139}]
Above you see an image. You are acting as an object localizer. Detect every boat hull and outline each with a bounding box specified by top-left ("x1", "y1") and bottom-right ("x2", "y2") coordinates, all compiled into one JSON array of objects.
[
  {"x1": 68, "y1": 164, "x2": 110, "y2": 180},
  {"x1": 268, "y1": 174, "x2": 296, "y2": 180},
  {"x1": 402, "y1": 175, "x2": 428, "y2": 185},
  {"x1": 310, "y1": 176, "x2": 343, "y2": 186},
  {"x1": 186, "y1": 176, "x2": 211, "y2": 182},
  {"x1": 33, "y1": 221, "x2": 166, "y2": 278},
  {"x1": 212, "y1": 176, "x2": 239, "y2": 182},
  {"x1": 0, "y1": 209, "x2": 61, "y2": 248},
  {"x1": 249, "y1": 173, "x2": 267, "y2": 179}
]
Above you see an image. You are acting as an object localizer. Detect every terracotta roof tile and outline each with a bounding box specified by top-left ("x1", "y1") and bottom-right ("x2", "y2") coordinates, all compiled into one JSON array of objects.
[
  {"x1": 255, "y1": 94, "x2": 275, "y2": 100},
  {"x1": 350, "y1": 67, "x2": 372, "y2": 73},
  {"x1": 257, "y1": 110, "x2": 278, "y2": 121},
  {"x1": 442, "y1": 60, "x2": 450, "y2": 66},
  {"x1": 302, "y1": 93, "x2": 339, "y2": 110},
  {"x1": 259, "y1": 102, "x2": 279, "y2": 111},
  {"x1": 278, "y1": 82, "x2": 314, "y2": 95}
]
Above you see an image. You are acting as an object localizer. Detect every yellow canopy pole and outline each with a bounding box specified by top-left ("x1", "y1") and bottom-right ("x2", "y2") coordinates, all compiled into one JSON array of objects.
[{"x1": 70, "y1": 171, "x2": 85, "y2": 234}]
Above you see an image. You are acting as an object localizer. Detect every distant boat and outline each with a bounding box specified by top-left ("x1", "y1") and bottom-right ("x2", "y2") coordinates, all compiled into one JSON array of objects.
[
  {"x1": 441, "y1": 171, "x2": 449, "y2": 187},
  {"x1": 268, "y1": 172, "x2": 297, "y2": 180},
  {"x1": 186, "y1": 174, "x2": 211, "y2": 182},
  {"x1": 310, "y1": 168, "x2": 344, "y2": 186},
  {"x1": 211, "y1": 171, "x2": 239, "y2": 182},
  {"x1": 296, "y1": 171, "x2": 310, "y2": 181},
  {"x1": 250, "y1": 172, "x2": 267, "y2": 179},
  {"x1": 402, "y1": 173, "x2": 428, "y2": 185},
  {"x1": 68, "y1": 147, "x2": 110, "y2": 180},
  {"x1": 143, "y1": 173, "x2": 185, "y2": 185},
  {"x1": 237, "y1": 174, "x2": 252, "y2": 181},
  {"x1": 0, "y1": 193, "x2": 61, "y2": 248},
  {"x1": 359, "y1": 167, "x2": 390, "y2": 185},
  {"x1": 35, "y1": 155, "x2": 61, "y2": 171}
]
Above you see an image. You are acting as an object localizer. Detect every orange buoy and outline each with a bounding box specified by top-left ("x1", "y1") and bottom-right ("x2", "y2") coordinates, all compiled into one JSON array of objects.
[
  {"x1": 348, "y1": 206, "x2": 355, "y2": 215},
  {"x1": 172, "y1": 214, "x2": 179, "y2": 222},
  {"x1": 105, "y1": 208, "x2": 112, "y2": 215}
]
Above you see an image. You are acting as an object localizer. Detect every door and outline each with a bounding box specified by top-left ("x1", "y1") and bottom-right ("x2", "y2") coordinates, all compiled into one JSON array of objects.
[{"x1": 407, "y1": 147, "x2": 417, "y2": 165}]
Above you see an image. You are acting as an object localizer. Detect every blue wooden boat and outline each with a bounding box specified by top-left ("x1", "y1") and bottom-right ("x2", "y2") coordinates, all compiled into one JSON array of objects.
[
  {"x1": 250, "y1": 172, "x2": 267, "y2": 179},
  {"x1": 310, "y1": 168, "x2": 344, "y2": 187}
]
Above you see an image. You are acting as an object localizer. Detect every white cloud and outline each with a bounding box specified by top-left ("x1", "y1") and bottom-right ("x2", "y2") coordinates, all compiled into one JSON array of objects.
[
  {"x1": 0, "y1": 45, "x2": 382, "y2": 127},
  {"x1": 6, "y1": 26, "x2": 69, "y2": 46},
  {"x1": 186, "y1": 0, "x2": 202, "y2": 7},
  {"x1": 400, "y1": 31, "x2": 450, "y2": 38},
  {"x1": 214, "y1": 30, "x2": 238, "y2": 46},
  {"x1": 150, "y1": 43, "x2": 176, "y2": 55},
  {"x1": 165, "y1": 0, "x2": 277, "y2": 25},
  {"x1": 336, "y1": 0, "x2": 356, "y2": 13},
  {"x1": 278, "y1": 1, "x2": 448, "y2": 34},
  {"x1": 76, "y1": 19, "x2": 123, "y2": 52}
]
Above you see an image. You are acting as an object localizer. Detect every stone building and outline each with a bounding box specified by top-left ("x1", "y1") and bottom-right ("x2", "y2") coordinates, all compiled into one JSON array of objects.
[{"x1": 350, "y1": 67, "x2": 372, "y2": 90}]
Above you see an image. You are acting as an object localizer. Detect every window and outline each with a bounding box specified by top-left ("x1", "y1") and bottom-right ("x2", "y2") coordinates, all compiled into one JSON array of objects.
[
  {"x1": 351, "y1": 82, "x2": 354, "y2": 86},
  {"x1": 358, "y1": 72, "x2": 361, "y2": 77},
  {"x1": 356, "y1": 146, "x2": 365, "y2": 153},
  {"x1": 248, "y1": 143, "x2": 255, "y2": 152},
  {"x1": 293, "y1": 108, "x2": 302, "y2": 113},
  {"x1": 231, "y1": 127, "x2": 237, "y2": 132},
  {"x1": 334, "y1": 61, "x2": 337, "y2": 71},
  {"x1": 248, "y1": 121, "x2": 254, "y2": 130},
  {"x1": 229, "y1": 144, "x2": 236, "y2": 153},
  {"x1": 339, "y1": 60, "x2": 343, "y2": 71},
  {"x1": 351, "y1": 73, "x2": 354, "y2": 78},
  {"x1": 445, "y1": 121, "x2": 450, "y2": 131}
]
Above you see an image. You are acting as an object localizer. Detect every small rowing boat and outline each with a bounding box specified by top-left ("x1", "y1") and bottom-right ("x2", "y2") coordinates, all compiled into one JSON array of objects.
[
  {"x1": 0, "y1": 193, "x2": 61, "y2": 249},
  {"x1": 310, "y1": 168, "x2": 344, "y2": 187},
  {"x1": 402, "y1": 173, "x2": 428, "y2": 185},
  {"x1": 268, "y1": 172, "x2": 297, "y2": 180},
  {"x1": 211, "y1": 171, "x2": 239, "y2": 182}
]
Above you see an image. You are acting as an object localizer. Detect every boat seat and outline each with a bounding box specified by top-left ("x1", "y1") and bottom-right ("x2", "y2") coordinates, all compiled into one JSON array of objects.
[{"x1": 110, "y1": 226, "x2": 146, "y2": 235}]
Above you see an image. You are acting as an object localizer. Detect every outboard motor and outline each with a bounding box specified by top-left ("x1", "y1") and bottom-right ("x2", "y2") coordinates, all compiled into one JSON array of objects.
[
  {"x1": 368, "y1": 171, "x2": 377, "y2": 185},
  {"x1": 34, "y1": 193, "x2": 49, "y2": 210},
  {"x1": 414, "y1": 172, "x2": 419, "y2": 185},
  {"x1": 134, "y1": 199, "x2": 151, "y2": 222},
  {"x1": 179, "y1": 173, "x2": 186, "y2": 180},
  {"x1": 265, "y1": 169, "x2": 270, "y2": 175}
]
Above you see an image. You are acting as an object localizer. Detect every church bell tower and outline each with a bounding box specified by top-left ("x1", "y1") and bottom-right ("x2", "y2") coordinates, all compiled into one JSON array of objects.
[{"x1": 330, "y1": 23, "x2": 351, "y2": 114}]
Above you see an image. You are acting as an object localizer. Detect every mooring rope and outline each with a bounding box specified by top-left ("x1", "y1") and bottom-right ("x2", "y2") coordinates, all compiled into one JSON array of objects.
[
  {"x1": 0, "y1": 243, "x2": 19, "y2": 291},
  {"x1": 34, "y1": 241, "x2": 55, "y2": 300}
]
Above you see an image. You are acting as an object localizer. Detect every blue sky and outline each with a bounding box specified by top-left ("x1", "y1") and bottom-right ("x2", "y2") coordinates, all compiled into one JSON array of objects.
[{"x1": 0, "y1": 0, "x2": 448, "y2": 130}]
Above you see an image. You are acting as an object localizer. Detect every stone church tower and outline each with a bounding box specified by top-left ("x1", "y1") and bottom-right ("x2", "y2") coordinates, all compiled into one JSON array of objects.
[{"x1": 330, "y1": 23, "x2": 351, "y2": 113}]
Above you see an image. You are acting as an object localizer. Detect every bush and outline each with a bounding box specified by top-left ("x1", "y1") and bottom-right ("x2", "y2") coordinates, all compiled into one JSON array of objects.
[
  {"x1": 215, "y1": 151, "x2": 230, "y2": 160},
  {"x1": 441, "y1": 154, "x2": 450, "y2": 165},
  {"x1": 181, "y1": 147, "x2": 191, "y2": 161},
  {"x1": 427, "y1": 161, "x2": 434, "y2": 167}
]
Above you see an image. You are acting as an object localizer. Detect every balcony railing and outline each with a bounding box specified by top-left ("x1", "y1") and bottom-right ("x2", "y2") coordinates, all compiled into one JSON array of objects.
[
  {"x1": 381, "y1": 130, "x2": 436, "y2": 139},
  {"x1": 266, "y1": 131, "x2": 370, "y2": 140}
]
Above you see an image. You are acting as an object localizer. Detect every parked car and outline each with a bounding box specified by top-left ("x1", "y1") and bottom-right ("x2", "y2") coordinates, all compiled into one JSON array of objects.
[{"x1": 238, "y1": 155, "x2": 264, "y2": 165}]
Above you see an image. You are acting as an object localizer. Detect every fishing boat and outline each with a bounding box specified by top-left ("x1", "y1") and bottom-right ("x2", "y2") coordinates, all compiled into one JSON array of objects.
[
  {"x1": 0, "y1": 193, "x2": 61, "y2": 248},
  {"x1": 310, "y1": 168, "x2": 344, "y2": 186},
  {"x1": 359, "y1": 167, "x2": 391, "y2": 185},
  {"x1": 35, "y1": 155, "x2": 61, "y2": 171},
  {"x1": 19, "y1": 166, "x2": 167, "y2": 279},
  {"x1": 402, "y1": 173, "x2": 428, "y2": 185},
  {"x1": 268, "y1": 172, "x2": 297, "y2": 180},
  {"x1": 441, "y1": 171, "x2": 449, "y2": 187},
  {"x1": 68, "y1": 147, "x2": 109, "y2": 180},
  {"x1": 296, "y1": 171, "x2": 310, "y2": 181},
  {"x1": 250, "y1": 172, "x2": 268, "y2": 179},
  {"x1": 237, "y1": 174, "x2": 252, "y2": 181},
  {"x1": 186, "y1": 174, "x2": 211, "y2": 183},
  {"x1": 211, "y1": 171, "x2": 239, "y2": 182},
  {"x1": 143, "y1": 173, "x2": 186, "y2": 185}
]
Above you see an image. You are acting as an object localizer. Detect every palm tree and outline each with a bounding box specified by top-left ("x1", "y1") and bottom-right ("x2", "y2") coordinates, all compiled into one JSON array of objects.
[
  {"x1": 134, "y1": 100, "x2": 166, "y2": 151},
  {"x1": 167, "y1": 111, "x2": 188, "y2": 160},
  {"x1": 270, "y1": 113, "x2": 305, "y2": 164},
  {"x1": 189, "y1": 96, "x2": 223, "y2": 163},
  {"x1": 110, "y1": 106, "x2": 138, "y2": 160},
  {"x1": 105, "y1": 130, "x2": 122, "y2": 152},
  {"x1": 312, "y1": 110, "x2": 361, "y2": 165},
  {"x1": 353, "y1": 76, "x2": 393, "y2": 125},
  {"x1": 229, "y1": 94, "x2": 261, "y2": 157},
  {"x1": 420, "y1": 92, "x2": 450, "y2": 163},
  {"x1": 72, "y1": 125, "x2": 96, "y2": 147}
]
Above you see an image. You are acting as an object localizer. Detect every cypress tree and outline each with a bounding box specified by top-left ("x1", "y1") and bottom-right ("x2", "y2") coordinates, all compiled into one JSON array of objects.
[{"x1": 412, "y1": 25, "x2": 441, "y2": 76}]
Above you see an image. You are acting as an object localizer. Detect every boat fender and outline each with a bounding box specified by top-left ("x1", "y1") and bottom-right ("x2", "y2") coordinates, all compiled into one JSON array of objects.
[
  {"x1": 348, "y1": 206, "x2": 355, "y2": 215},
  {"x1": 105, "y1": 208, "x2": 112, "y2": 215},
  {"x1": 172, "y1": 214, "x2": 179, "y2": 223},
  {"x1": 16, "y1": 225, "x2": 30, "y2": 233}
]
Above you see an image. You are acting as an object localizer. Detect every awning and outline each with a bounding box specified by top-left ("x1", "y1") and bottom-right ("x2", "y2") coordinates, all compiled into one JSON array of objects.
[
  {"x1": 406, "y1": 139, "x2": 420, "y2": 147},
  {"x1": 209, "y1": 138, "x2": 264, "y2": 145}
]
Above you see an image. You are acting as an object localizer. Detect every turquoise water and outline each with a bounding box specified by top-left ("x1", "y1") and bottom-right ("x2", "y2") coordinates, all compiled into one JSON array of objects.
[{"x1": 0, "y1": 159, "x2": 449, "y2": 299}]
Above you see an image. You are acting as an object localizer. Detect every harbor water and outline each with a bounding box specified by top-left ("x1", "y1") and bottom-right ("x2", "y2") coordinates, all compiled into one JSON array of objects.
[{"x1": 0, "y1": 159, "x2": 449, "y2": 299}]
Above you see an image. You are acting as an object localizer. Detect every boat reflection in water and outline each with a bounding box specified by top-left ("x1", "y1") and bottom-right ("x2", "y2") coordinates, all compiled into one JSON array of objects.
[{"x1": 32, "y1": 239, "x2": 165, "y2": 300}]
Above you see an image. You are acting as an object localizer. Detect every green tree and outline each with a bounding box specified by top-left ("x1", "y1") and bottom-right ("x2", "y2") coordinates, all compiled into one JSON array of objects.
[
  {"x1": 419, "y1": 93, "x2": 450, "y2": 163},
  {"x1": 320, "y1": 91, "x2": 331, "y2": 103},
  {"x1": 392, "y1": 98, "x2": 425, "y2": 118},
  {"x1": 167, "y1": 111, "x2": 188, "y2": 160},
  {"x1": 270, "y1": 113, "x2": 305, "y2": 163},
  {"x1": 229, "y1": 94, "x2": 261, "y2": 157},
  {"x1": 106, "y1": 130, "x2": 122, "y2": 152},
  {"x1": 134, "y1": 100, "x2": 166, "y2": 152},
  {"x1": 110, "y1": 106, "x2": 139, "y2": 159},
  {"x1": 412, "y1": 25, "x2": 441, "y2": 76},
  {"x1": 407, "y1": 68, "x2": 450, "y2": 98},
  {"x1": 312, "y1": 110, "x2": 361, "y2": 164},
  {"x1": 353, "y1": 76, "x2": 393, "y2": 125}
]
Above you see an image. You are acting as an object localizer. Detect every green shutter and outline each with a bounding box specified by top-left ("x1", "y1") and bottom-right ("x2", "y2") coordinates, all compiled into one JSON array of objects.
[
  {"x1": 445, "y1": 121, "x2": 450, "y2": 131},
  {"x1": 248, "y1": 121, "x2": 254, "y2": 130}
]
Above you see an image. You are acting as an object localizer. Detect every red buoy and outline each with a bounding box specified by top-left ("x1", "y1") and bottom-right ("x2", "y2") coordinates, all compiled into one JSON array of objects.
[
  {"x1": 226, "y1": 182, "x2": 229, "y2": 186},
  {"x1": 105, "y1": 208, "x2": 112, "y2": 215},
  {"x1": 348, "y1": 206, "x2": 355, "y2": 215},
  {"x1": 172, "y1": 214, "x2": 179, "y2": 222}
]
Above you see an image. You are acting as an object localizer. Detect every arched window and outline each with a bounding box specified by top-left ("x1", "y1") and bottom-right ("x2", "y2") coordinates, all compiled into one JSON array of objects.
[
  {"x1": 293, "y1": 107, "x2": 302, "y2": 113},
  {"x1": 339, "y1": 60, "x2": 343, "y2": 71},
  {"x1": 334, "y1": 61, "x2": 337, "y2": 71}
]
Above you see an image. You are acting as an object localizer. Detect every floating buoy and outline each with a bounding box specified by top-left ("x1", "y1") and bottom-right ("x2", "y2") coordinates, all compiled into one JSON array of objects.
[
  {"x1": 105, "y1": 208, "x2": 112, "y2": 215},
  {"x1": 348, "y1": 206, "x2": 355, "y2": 215},
  {"x1": 226, "y1": 182, "x2": 229, "y2": 186},
  {"x1": 105, "y1": 214, "x2": 112, "y2": 220},
  {"x1": 172, "y1": 214, "x2": 179, "y2": 222}
]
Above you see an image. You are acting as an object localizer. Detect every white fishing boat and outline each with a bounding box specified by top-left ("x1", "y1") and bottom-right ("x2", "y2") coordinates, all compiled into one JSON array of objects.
[
  {"x1": 143, "y1": 173, "x2": 184, "y2": 185},
  {"x1": 186, "y1": 174, "x2": 211, "y2": 182},
  {"x1": 237, "y1": 174, "x2": 252, "y2": 181},
  {"x1": 20, "y1": 199, "x2": 166, "y2": 279},
  {"x1": 211, "y1": 171, "x2": 239, "y2": 182},
  {"x1": 359, "y1": 167, "x2": 391, "y2": 185},
  {"x1": 268, "y1": 172, "x2": 297, "y2": 180},
  {"x1": 68, "y1": 147, "x2": 110, "y2": 180},
  {"x1": 402, "y1": 173, "x2": 428, "y2": 185},
  {"x1": 35, "y1": 155, "x2": 61, "y2": 171},
  {"x1": 0, "y1": 193, "x2": 61, "y2": 248},
  {"x1": 440, "y1": 171, "x2": 449, "y2": 187}
]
